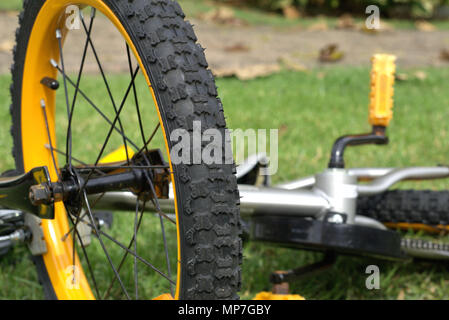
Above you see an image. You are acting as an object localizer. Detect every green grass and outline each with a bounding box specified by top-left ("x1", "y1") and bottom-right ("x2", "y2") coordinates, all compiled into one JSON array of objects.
[
  {"x1": 2, "y1": 0, "x2": 449, "y2": 30},
  {"x1": 217, "y1": 66, "x2": 449, "y2": 299},
  {"x1": 221, "y1": 67, "x2": 449, "y2": 189},
  {"x1": 177, "y1": 0, "x2": 449, "y2": 30},
  {"x1": 0, "y1": 0, "x2": 22, "y2": 12},
  {"x1": 1, "y1": 66, "x2": 449, "y2": 299}
]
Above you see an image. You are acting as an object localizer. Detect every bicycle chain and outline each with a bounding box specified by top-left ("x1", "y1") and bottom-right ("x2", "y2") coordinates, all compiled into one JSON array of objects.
[{"x1": 401, "y1": 238, "x2": 449, "y2": 259}]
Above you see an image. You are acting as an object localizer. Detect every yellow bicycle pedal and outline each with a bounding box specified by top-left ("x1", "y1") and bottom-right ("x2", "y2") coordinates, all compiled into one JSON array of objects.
[
  {"x1": 99, "y1": 145, "x2": 135, "y2": 164},
  {"x1": 253, "y1": 291, "x2": 305, "y2": 300},
  {"x1": 369, "y1": 54, "x2": 396, "y2": 127}
]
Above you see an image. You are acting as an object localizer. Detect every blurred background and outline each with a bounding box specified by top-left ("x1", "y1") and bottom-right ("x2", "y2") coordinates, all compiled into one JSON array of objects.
[{"x1": 0, "y1": 0, "x2": 449, "y2": 300}]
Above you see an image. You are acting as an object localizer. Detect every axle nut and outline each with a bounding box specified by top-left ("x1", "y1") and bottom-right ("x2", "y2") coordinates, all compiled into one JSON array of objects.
[{"x1": 29, "y1": 185, "x2": 52, "y2": 206}]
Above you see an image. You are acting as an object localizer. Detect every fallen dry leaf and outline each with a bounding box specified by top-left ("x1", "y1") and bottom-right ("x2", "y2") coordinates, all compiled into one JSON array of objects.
[
  {"x1": 198, "y1": 7, "x2": 247, "y2": 27},
  {"x1": 396, "y1": 73, "x2": 409, "y2": 81},
  {"x1": 235, "y1": 64, "x2": 281, "y2": 80},
  {"x1": 6, "y1": 11, "x2": 19, "y2": 17},
  {"x1": 259, "y1": 34, "x2": 272, "y2": 43},
  {"x1": 224, "y1": 43, "x2": 251, "y2": 53},
  {"x1": 415, "y1": 20, "x2": 436, "y2": 32},
  {"x1": 361, "y1": 21, "x2": 394, "y2": 34},
  {"x1": 336, "y1": 14, "x2": 358, "y2": 30},
  {"x1": 282, "y1": 5, "x2": 301, "y2": 20},
  {"x1": 311, "y1": 146, "x2": 323, "y2": 163},
  {"x1": 0, "y1": 40, "x2": 14, "y2": 53},
  {"x1": 202, "y1": 6, "x2": 233, "y2": 20},
  {"x1": 213, "y1": 63, "x2": 281, "y2": 81},
  {"x1": 307, "y1": 21, "x2": 328, "y2": 31},
  {"x1": 395, "y1": 71, "x2": 427, "y2": 81},
  {"x1": 319, "y1": 44, "x2": 344, "y2": 63},
  {"x1": 278, "y1": 56, "x2": 307, "y2": 72},
  {"x1": 440, "y1": 48, "x2": 449, "y2": 61},
  {"x1": 279, "y1": 124, "x2": 288, "y2": 136},
  {"x1": 382, "y1": 21, "x2": 394, "y2": 30},
  {"x1": 317, "y1": 72, "x2": 326, "y2": 79},
  {"x1": 414, "y1": 71, "x2": 427, "y2": 80}
]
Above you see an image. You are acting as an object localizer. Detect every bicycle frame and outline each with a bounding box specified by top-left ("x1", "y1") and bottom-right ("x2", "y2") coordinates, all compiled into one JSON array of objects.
[
  {"x1": 4, "y1": 163, "x2": 446, "y2": 233},
  {"x1": 7, "y1": 164, "x2": 447, "y2": 230},
  {"x1": 83, "y1": 163, "x2": 449, "y2": 261},
  {"x1": 90, "y1": 165, "x2": 449, "y2": 225}
]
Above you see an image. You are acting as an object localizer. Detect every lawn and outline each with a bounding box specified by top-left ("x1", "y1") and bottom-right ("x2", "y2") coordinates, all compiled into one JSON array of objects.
[
  {"x1": 0, "y1": 0, "x2": 21, "y2": 12},
  {"x1": 2, "y1": 0, "x2": 449, "y2": 30},
  {"x1": 218, "y1": 67, "x2": 449, "y2": 300},
  {"x1": 178, "y1": 0, "x2": 449, "y2": 30},
  {"x1": 0, "y1": 64, "x2": 449, "y2": 299}
]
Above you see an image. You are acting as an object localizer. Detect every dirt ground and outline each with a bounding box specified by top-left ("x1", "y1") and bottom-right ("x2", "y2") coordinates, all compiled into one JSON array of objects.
[{"x1": 0, "y1": 11, "x2": 449, "y2": 76}]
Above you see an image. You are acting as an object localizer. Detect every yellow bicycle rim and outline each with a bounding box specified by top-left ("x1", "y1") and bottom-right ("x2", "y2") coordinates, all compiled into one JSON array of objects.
[{"x1": 21, "y1": 0, "x2": 181, "y2": 300}]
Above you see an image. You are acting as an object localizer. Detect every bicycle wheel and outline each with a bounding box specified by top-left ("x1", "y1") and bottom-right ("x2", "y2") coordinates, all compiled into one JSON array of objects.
[
  {"x1": 357, "y1": 190, "x2": 449, "y2": 232},
  {"x1": 10, "y1": 0, "x2": 241, "y2": 300}
]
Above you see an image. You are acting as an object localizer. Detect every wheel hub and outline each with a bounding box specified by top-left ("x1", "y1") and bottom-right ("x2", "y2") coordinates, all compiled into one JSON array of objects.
[{"x1": 29, "y1": 149, "x2": 170, "y2": 213}]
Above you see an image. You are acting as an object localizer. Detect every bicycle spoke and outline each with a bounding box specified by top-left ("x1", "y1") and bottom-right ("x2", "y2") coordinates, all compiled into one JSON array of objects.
[
  {"x1": 78, "y1": 66, "x2": 140, "y2": 197},
  {"x1": 145, "y1": 177, "x2": 174, "y2": 294},
  {"x1": 62, "y1": 191, "x2": 107, "y2": 246},
  {"x1": 139, "y1": 170, "x2": 175, "y2": 292},
  {"x1": 74, "y1": 212, "x2": 175, "y2": 286},
  {"x1": 42, "y1": 96, "x2": 82, "y2": 292},
  {"x1": 48, "y1": 9, "x2": 179, "y2": 300},
  {"x1": 66, "y1": 8, "x2": 96, "y2": 171},
  {"x1": 56, "y1": 29, "x2": 71, "y2": 129},
  {"x1": 149, "y1": 198, "x2": 176, "y2": 224},
  {"x1": 95, "y1": 224, "x2": 176, "y2": 285},
  {"x1": 45, "y1": 145, "x2": 89, "y2": 169},
  {"x1": 40, "y1": 100, "x2": 61, "y2": 181},
  {"x1": 50, "y1": 60, "x2": 140, "y2": 151},
  {"x1": 61, "y1": 11, "x2": 97, "y2": 273},
  {"x1": 66, "y1": 212, "x2": 101, "y2": 299},
  {"x1": 42, "y1": 98, "x2": 82, "y2": 286},
  {"x1": 76, "y1": 165, "x2": 169, "y2": 171},
  {"x1": 46, "y1": 146, "x2": 168, "y2": 176},
  {"x1": 124, "y1": 45, "x2": 161, "y2": 171},
  {"x1": 126, "y1": 44, "x2": 147, "y2": 154},
  {"x1": 73, "y1": 66, "x2": 146, "y2": 299},
  {"x1": 134, "y1": 124, "x2": 161, "y2": 160},
  {"x1": 133, "y1": 199, "x2": 139, "y2": 299},
  {"x1": 61, "y1": 208, "x2": 90, "y2": 242},
  {"x1": 80, "y1": 13, "x2": 131, "y2": 168},
  {"x1": 82, "y1": 191, "x2": 131, "y2": 300},
  {"x1": 46, "y1": 145, "x2": 106, "y2": 176},
  {"x1": 103, "y1": 200, "x2": 146, "y2": 300},
  {"x1": 158, "y1": 208, "x2": 173, "y2": 296}
]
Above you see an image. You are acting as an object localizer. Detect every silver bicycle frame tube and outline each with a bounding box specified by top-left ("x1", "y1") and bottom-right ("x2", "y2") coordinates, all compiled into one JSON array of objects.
[
  {"x1": 91, "y1": 166, "x2": 449, "y2": 222},
  {"x1": 91, "y1": 185, "x2": 331, "y2": 218},
  {"x1": 275, "y1": 168, "x2": 394, "y2": 190},
  {"x1": 357, "y1": 167, "x2": 449, "y2": 195}
]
